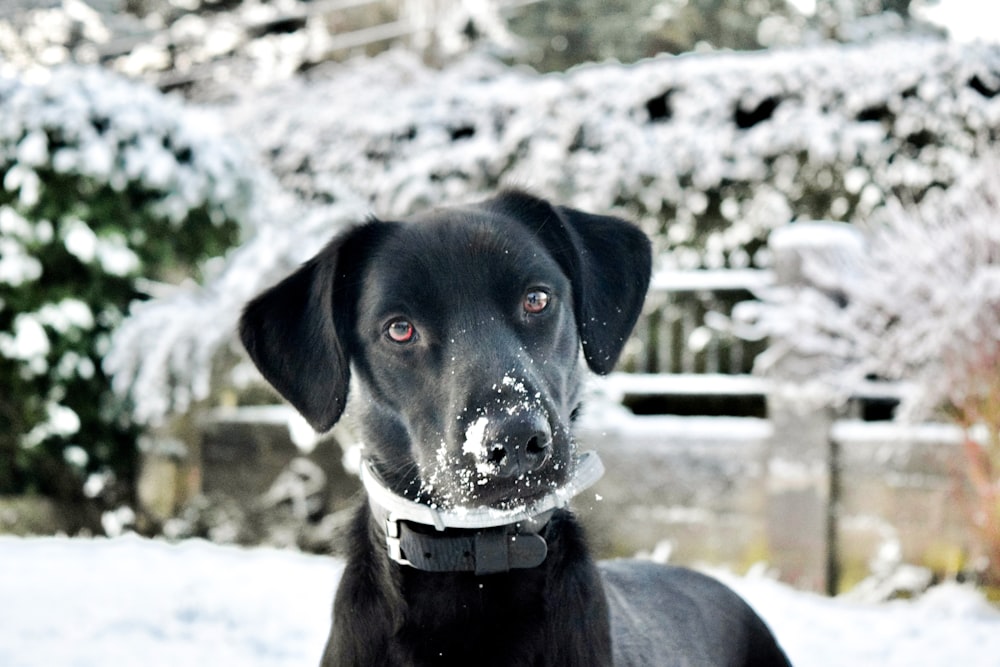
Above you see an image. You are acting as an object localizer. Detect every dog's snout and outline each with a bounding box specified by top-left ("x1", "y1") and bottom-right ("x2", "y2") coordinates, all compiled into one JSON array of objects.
[{"x1": 486, "y1": 413, "x2": 552, "y2": 478}]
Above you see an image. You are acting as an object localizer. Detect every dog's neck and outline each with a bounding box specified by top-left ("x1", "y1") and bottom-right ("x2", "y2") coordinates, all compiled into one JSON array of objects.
[{"x1": 360, "y1": 452, "x2": 605, "y2": 575}]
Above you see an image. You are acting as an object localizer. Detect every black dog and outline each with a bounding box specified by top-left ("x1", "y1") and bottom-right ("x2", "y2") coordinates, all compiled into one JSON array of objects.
[{"x1": 240, "y1": 191, "x2": 791, "y2": 666}]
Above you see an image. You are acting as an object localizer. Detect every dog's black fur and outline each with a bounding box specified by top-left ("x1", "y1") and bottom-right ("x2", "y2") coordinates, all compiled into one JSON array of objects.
[{"x1": 240, "y1": 191, "x2": 791, "y2": 666}]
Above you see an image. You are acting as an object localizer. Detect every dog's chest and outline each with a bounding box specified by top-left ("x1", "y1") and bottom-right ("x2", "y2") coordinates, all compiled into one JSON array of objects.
[{"x1": 395, "y1": 570, "x2": 550, "y2": 663}]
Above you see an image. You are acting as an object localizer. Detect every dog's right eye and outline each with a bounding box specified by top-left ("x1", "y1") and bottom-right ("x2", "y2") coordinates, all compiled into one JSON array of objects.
[
  {"x1": 523, "y1": 289, "x2": 550, "y2": 315},
  {"x1": 385, "y1": 319, "x2": 417, "y2": 344}
]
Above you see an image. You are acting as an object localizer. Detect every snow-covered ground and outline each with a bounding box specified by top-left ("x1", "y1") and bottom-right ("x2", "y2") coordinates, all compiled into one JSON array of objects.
[{"x1": 2, "y1": 536, "x2": 999, "y2": 666}]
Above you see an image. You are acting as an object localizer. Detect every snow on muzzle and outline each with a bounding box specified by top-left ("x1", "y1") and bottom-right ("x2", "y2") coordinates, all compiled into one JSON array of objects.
[
  {"x1": 459, "y1": 373, "x2": 562, "y2": 480},
  {"x1": 469, "y1": 411, "x2": 552, "y2": 479}
]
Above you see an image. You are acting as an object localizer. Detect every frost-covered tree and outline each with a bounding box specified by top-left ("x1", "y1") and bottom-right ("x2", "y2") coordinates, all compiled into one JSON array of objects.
[
  {"x1": 733, "y1": 158, "x2": 1000, "y2": 584},
  {"x1": 0, "y1": 65, "x2": 256, "y2": 522}
]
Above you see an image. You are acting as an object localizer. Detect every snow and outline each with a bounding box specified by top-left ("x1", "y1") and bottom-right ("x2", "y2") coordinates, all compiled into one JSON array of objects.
[
  {"x1": 20, "y1": 402, "x2": 82, "y2": 449},
  {"x1": 0, "y1": 66, "x2": 258, "y2": 227},
  {"x1": 718, "y1": 572, "x2": 1000, "y2": 667},
  {"x1": 0, "y1": 536, "x2": 340, "y2": 667},
  {"x1": 2, "y1": 535, "x2": 1000, "y2": 667},
  {"x1": 596, "y1": 371, "x2": 770, "y2": 401},
  {"x1": 462, "y1": 415, "x2": 491, "y2": 459},
  {"x1": 916, "y1": 1, "x2": 1000, "y2": 44},
  {"x1": 649, "y1": 268, "x2": 775, "y2": 292}
]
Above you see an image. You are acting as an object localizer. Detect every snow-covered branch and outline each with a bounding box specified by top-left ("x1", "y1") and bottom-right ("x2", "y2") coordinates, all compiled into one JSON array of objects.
[{"x1": 105, "y1": 187, "x2": 370, "y2": 424}]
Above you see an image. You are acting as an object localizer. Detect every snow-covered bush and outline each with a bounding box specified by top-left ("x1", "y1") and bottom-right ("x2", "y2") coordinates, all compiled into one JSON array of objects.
[
  {"x1": 0, "y1": 0, "x2": 522, "y2": 100},
  {"x1": 106, "y1": 37, "x2": 1000, "y2": 426},
  {"x1": 225, "y1": 37, "x2": 1000, "y2": 271},
  {"x1": 0, "y1": 65, "x2": 256, "y2": 509},
  {"x1": 733, "y1": 157, "x2": 1000, "y2": 584}
]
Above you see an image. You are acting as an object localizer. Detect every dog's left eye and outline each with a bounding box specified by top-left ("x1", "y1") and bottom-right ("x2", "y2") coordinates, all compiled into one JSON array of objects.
[{"x1": 523, "y1": 289, "x2": 550, "y2": 314}]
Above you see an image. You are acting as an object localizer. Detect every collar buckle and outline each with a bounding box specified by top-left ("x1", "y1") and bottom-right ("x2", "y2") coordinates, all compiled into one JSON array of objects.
[{"x1": 384, "y1": 516, "x2": 412, "y2": 567}]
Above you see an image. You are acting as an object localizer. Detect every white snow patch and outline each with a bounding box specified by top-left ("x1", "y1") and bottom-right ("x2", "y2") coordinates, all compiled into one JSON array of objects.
[
  {"x1": 916, "y1": 1, "x2": 1000, "y2": 44},
  {"x1": 462, "y1": 416, "x2": 498, "y2": 477},
  {"x1": 501, "y1": 375, "x2": 527, "y2": 394},
  {"x1": 462, "y1": 416, "x2": 490, "y2": 458},
  {"x1": 0, "y1": 536, "x2": 340, "y2": 667},
  {"x1": 0, "y1": 313, "x2": 50, "y2": 363},
  {"x1": 2, "y1": 536, "x2": 1000, "y2": 666},
  {"x1": 22, "y1": 401, "x2": 81, "y2": 447},
  {"x1": 62, "y1": 217, "x2": 98, "y2": 263}
]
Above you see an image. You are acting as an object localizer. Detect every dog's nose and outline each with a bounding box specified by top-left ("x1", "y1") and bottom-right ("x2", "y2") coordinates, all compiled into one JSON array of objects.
[{"x1": 485, "y1": 413, "x2": 552, "y2": 478}]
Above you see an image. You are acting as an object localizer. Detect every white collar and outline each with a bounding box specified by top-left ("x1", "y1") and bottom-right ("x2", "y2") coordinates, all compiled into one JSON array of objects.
[{"x1": 360, "y1": 450, "x2": 605, "y2": 532}]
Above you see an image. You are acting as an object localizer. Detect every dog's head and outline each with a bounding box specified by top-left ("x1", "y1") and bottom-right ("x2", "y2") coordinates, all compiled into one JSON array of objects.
[{"x1": 240, "y1": 191, "x2": 651, "y2": 510}]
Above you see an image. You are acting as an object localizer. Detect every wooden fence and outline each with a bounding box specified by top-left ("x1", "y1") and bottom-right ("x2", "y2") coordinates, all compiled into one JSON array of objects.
[{"x1": 626, "y1": 269, "x2": 773, "y2": 376}]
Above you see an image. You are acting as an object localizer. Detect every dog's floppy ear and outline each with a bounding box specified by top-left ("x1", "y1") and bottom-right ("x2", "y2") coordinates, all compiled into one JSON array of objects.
[
  {"x1": 239, "y1": 223, "x2": 383, "y2": 432},
  {"x1": 490, "y1": 190, "x2": 653, "y2": 374}
]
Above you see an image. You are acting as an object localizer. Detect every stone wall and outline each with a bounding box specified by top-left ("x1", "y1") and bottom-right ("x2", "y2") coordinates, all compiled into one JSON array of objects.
[
  {"x1": 574, "y1": 409, "x2": 972, "y2": 595},
  {"x1": 120, "y1": 397, "x2": 977, "y2": 596}
]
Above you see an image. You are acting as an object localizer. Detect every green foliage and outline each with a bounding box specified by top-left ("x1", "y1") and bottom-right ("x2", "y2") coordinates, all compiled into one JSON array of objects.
[
  {"x1": 0, "y1": 66, "x2": 254, "y2": 516},
  {"x1": 508, "y1": 0, "x2": 797, "y2": 71}
]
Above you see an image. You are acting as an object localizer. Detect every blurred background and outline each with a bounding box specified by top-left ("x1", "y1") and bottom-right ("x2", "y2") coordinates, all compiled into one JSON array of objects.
[{"x1": 2, "y1": 0, "x2": 1000, "y2": 606}]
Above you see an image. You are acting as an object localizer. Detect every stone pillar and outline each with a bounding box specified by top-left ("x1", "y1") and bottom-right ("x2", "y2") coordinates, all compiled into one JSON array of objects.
[
  {"x1": 136, "y1": 427, "x2": 199, "y2": 532},
  {"x1": 766, "y1": 389, "x2": 836, "y2": 592},
  {"x1": 764, "y1": 221, "x2": 863, "y2": 593}
]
